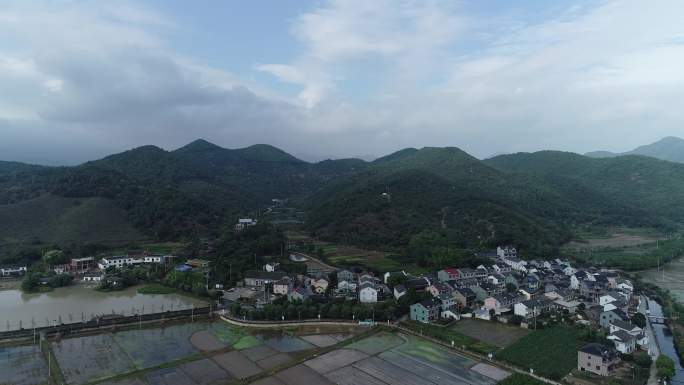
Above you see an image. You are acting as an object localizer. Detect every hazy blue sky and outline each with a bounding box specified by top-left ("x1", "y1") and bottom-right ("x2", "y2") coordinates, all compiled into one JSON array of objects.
[{"x1": 1, "y1": 0, "x2": 684, "y2": 164}]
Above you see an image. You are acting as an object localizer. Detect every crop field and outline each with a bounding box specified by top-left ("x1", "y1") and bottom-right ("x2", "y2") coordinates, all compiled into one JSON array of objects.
[
  {"x1": 346, "y1": 332, "x2": 404, "y2": 355},
  {"x1": 255, "y1": 330, "x2": 315, "y2": 353},
  {"x1": 450, "y1": 319, "x2": 530, "y2": 348},
  {"x1": 0, "y1": 345, "x2": 49, "y2": 385},
  {"x1": 52, "y1": 333, "x2": 136, "y2": 385},
  {"x1": 112, "y1": 323, "x2": 206, "y2": 368},
  {"x1": 255, "y1": 331, "x2": 504, "y2": 385},
  {"x1": 497, "y1": 327, "x2": 583, "y2": 380}
]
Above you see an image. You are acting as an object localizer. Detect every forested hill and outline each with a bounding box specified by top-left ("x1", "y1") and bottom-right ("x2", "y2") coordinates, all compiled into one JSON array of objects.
[
  {"x1": 0, "y1": 140, "x2": 366, "y2": 243},
  {"x1": 4, "y1": 140, "x2": 684, "y2": 255},
  {"x1": 306, "y1": 147, "x2": 684, "y2": 255}
]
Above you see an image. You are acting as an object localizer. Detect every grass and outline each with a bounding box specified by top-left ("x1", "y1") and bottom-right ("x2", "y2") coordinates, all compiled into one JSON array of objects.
[
  {"x1": 497, "y1": 326, "x2": 583, "y2": 380},
  {"x1": 568, "y1": 236, "x2": 684, "y2": 270},
  {"x1": 400, "y1": 321, "x2": 497, "y2": 354},
  {"x1": 137, "y1": 283, "x2": 176, "y2": 295}
]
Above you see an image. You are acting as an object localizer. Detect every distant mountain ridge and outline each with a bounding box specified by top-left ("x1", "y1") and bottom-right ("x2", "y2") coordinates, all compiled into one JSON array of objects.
[
  {"x1": 586, "y1": 136, "x2": 684, "y2": 163},
  {"x1": 4, "y1": 138, "x2": 684, "y2": 255}
]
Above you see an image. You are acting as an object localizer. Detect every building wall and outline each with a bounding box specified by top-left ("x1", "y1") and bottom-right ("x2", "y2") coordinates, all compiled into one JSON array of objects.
[{"x1": 578, "y1": 351, "x2": 611, "y2": 376}]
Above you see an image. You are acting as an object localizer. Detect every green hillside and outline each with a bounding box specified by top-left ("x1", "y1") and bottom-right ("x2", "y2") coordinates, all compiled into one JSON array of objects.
[{"x1": 0, "y1": 194, "x2": 145, "y2": 245}]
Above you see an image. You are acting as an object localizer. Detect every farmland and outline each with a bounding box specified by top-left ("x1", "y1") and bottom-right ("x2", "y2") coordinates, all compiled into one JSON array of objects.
[
  {"x1": 3, "y1": 320, "x2": 366, "y2": 385},
  {"x1": 450, "y1": 319, "x2": 530, "y2": 348},
  {"x1": 497, "y1": 327, "x2": 583, "y2": 380},
  {"x1": 400, "y1": 321, "x2": 498, "y2": 354}
]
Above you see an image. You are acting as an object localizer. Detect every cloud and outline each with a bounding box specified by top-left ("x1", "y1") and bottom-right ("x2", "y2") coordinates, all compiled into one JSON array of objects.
[{"x1": 3, "y1": 0, "x2": 684, "y2": 165}]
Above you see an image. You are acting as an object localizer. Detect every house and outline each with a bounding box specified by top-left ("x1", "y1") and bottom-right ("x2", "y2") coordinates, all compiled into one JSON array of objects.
[
  {"x1": 610, "y1": 320, "x2": 648, "y2": 348},
  {"x1": 439, "y1": 293, "x2": 456, "y2": 311},
  {"x1": 553, "y1": 299, "x2": 581, "y2": 314},
  {"x1": 404, "y1": 277, "x2": 431, "y2": 292},
  {"x1": 359, "y1": 282, "x2": 378, "y2": 303},
  {"x1": 514, "y1": 299, "x2": 550, "y2": 318},
  {"x1": 616, "y1": 278, "x2": 634, "y2": 292},
  {"x1": 427, "y1": 282, "x2": 454, "y2": 297},
  {"x1": 311, "y1": 278, "x2": 329, "y2": 294},
  {"x1": 578, "y1": 343, "x2": 620, "y2": 376},
  {"x1": 82, "y1": 272, "x2": 103, "y2": 282},
  {"x1": 497, "y1": 246, "x2": 517, "y2": 259},
  {"x1": 264, "y1": 263, "x2": 280, "y2": 272},
  {"x1": 502, "y1": 257, "x2": 527, "y2": 272},
  {"x1": 288, "y1": 287, "x2": 311, "y2": 302},
  {"x1": 337, "y1": 279, "x2": 357, "y2": 292},
  {"x1": 244, "y1": 270, "x2": 288, "y2": 287},
  {"x1": 599, "y1": 309, "x2": 628, "y2": 328},
  {"x1": 607, "y1": 331, "x2": 636, "y2": 354},
  {"x1": 453, "y1": 287, "x2": 477, "y2": 310},
  {"x1": 235, "y1": 218, "x2": 257, "y2": 231},
  {"x1": 437, "y1": 268, "x2": 460, "y2": 282},
  {"x1": 393, "y1": 284, "x2": 407, "y2": 300},
  {"x1": 273, "y1": 277, "x2": 292, "y2": 295},
  {"x1": 457, "y1": 268, "x2": 478, "y2": 280},
  {"x1": 571, "y1": 271, "x2": 588, "y2": 290},
  {"x1": 338, "y1": 270, "x2": 356, "y2": 283},
  {"x1": 0, "y1": 265, "x2": 27, "y2": 277},
  {"x1": 69, "y1": 257, "x2": 95, "y2": 273},
  {"x1": 599, "y1": 293, "x2": 619, "y2": 306},
  {"x1": 484, "y1": 293, "x2": 521, "y2": 313},
  {"x1": 410, "y1": 298, "x2": 442, "y2": 323}
]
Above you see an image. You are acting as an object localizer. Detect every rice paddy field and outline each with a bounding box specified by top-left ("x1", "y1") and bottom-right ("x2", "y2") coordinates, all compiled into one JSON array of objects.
[
  {"x1": 4, "y1": 322, "x2": 515, "y2": 385},
  {"x1": 4, "y1": 320, "x2": 365, "y2": 385},
  {"x1": 254, "y1": 331, "x2": 510, "y2": 385},
  {"x1": 0, "y1": 345, "x2": 49, "y2": 385}
]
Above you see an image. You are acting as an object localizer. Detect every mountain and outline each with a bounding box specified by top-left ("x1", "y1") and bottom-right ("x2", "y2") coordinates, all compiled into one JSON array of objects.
[
  {"x1": 586, "y1": 136, "x2": 684, "y2": 163},
  {"x1": 0, "y1": 140, "x2": 365, "y2": 245},
  {"x1": 5, "y1": 139, "x2": 684, "y2": 256}
]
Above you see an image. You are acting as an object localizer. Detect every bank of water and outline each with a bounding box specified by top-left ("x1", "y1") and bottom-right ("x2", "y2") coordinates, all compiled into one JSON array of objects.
[
  {"x1": 0, "y1": 285, "x2": 207, "y2": 331},
  {"x1": 647, "y1": 298, "x2": 684, "y2": 384}
]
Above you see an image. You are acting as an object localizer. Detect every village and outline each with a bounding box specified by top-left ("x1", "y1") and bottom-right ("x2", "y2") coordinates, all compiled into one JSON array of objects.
[
  {"x1": 228, "y1": 241, "x2": 648, "y2": 380},
  {"x1": 0, "y1": 220, "x2": 665, "y2": 385}
]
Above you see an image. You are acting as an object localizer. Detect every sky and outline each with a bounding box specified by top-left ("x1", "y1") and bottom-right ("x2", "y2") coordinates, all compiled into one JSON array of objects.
[{"x1": 2, "y1": 0, "x2": 684, "y2": 165}]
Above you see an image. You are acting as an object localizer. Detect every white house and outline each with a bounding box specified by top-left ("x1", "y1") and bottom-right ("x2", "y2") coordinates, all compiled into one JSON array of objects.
[
  {"x1": 599, "y1": 293, "x2": 619, "y2": 306},
  {"x1": 497, "y1": 246, "x2": 517, "y2": 259},
  {"x1": 235, "y1": 218, "x2": 257, "y2": 231},
  {"x1": 0, "y1": 265, "x2": 27, "y2": 276},
  {"x1": 359, "y1": 282, "x2": 378, "y2": 303},
  {"x1": 563, "y1": 266, "x2": 577, "y2": 276},
  {"x1": 607, "y1": 331, "x2": 636, "y2": 354},
  {"x1": 273, "y1": 277, "x2": 291, "y2": 295},
  {"x1": 98, "y1": 255, "x2": 166, "y2": 270},
  {"x1": 610, "y1": 320, "x2": 648, "y2": 348},
  {"x1": 501, "y1": 257, "x2": 527, "y2": 272},
  {"x1": 82, "y1": 273, "x2": 103, "y2": 282}
]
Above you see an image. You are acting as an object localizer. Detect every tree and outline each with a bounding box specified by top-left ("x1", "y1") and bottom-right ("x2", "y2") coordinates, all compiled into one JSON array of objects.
[
  {"x1": 656, "y1": 355, "x2": 675, "y2": 380},
  {"x1": 631, "y1": 313, "x2": 646, "y2": 328}
]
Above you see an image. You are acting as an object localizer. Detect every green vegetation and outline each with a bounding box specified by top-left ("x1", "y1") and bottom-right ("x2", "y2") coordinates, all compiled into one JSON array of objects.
[
  {"x1": 497, "y1": 373, "x2": 548, "y2": 385},
  {"x1": 399, "y1": 320, "x2": 497, "y2": 354},
  {"x1": 137, "y1": 283, "x2": 176, "y2": 295},
  {"x1": 232, "y1": 296, "x2": 398, "y2": 322},
  {"x1": 570, "y1": 236, "x2": 684, "y2": 270},
  {"x1": 497, "y1": 327, "x2": 583, "y2": 380},
  {"x1": 656, "y1": 355, "x2": 676, "y2": 380},
  {"x1": 21, "y1": 271, "x2": 73, "y2": 293}
]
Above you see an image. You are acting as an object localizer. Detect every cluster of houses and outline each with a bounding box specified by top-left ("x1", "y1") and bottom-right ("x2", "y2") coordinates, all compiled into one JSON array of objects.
[
  {"x1": 244, "y1": 262, "x2": 393, "y2": 305},
  {"x1": 403, "y1": 246, "x2": 647, "y2": 376}
]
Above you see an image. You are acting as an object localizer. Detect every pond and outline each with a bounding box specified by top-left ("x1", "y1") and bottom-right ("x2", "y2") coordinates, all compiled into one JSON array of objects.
[{"x1": 0, "y1": 285, "x2": 207, "y2": 331}]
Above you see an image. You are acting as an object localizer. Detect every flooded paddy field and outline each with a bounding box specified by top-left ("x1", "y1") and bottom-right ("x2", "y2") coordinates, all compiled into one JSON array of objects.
[
  {"x1": 253, "y1": 331, "x2": 509, "y2": 385},
  {"x1": 0, "y1": 345, "x2": 48, "y2": 385},
  {"x1": 4, "y1": 319, "x2": 365, "y2": 385}
]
